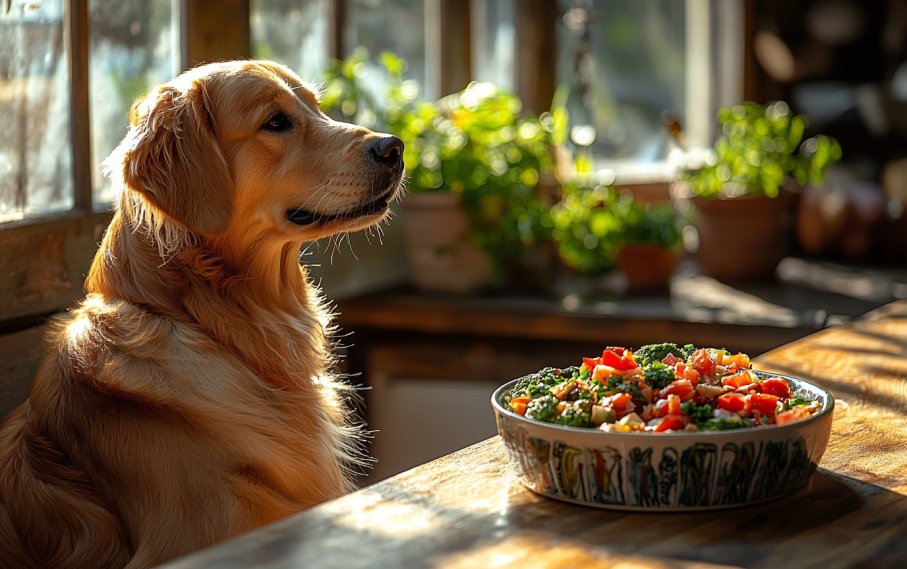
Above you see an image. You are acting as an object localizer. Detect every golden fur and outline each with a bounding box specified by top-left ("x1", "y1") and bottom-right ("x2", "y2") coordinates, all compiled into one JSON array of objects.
[{"x1": 0, "y1": 61, "x2": 404, "y2": 568}]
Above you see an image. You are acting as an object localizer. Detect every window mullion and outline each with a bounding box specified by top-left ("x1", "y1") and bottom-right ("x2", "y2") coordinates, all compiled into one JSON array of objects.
[
  {"x1": 66, "y1": 0, "x2": 92, "y2": 214},
  {"x1": 329, "y1": 0, "x2": 346, "y2": 62}
]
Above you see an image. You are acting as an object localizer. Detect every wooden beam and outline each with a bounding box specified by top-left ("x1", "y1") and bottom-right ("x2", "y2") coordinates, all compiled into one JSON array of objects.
[
  {"x1": 67, "y1": 0, "x2": 91, "y2": 213},
  {"x1": 0, "y1": 212, "x2": 112, "y2": 324},
  {"x1": 439, "y1": 0, "x2": 471, "y2": 96},
  {"x1": 328, "y1": 0, "x2": 346, "y2": 61},
  {"x1": 183, "y1": 0, "x2": 251, "y2": 67},
  {"x1": 515, "y1": 0, "x2": 557, "y2": 115}
]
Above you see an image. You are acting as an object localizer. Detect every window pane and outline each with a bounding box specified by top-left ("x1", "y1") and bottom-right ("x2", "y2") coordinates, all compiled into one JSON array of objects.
[
  {"x1": 557, "y1": 0, "x2": 686, "y2": 163},
  {"x1": 0, "y1": 0, "x2": 73, "y2": 223},
  {"x1": 345, "y1": 0, "x2": 427, "y2": 97},
  {"x1": 89, "y1": 0, "x2": 178, "y2": 206},
  {"x1": 471, "y1": 0, "x2": 515, "y2": 92},
  {"x1": 250, "y1": 0, "x2": 329, "y2": 81}
]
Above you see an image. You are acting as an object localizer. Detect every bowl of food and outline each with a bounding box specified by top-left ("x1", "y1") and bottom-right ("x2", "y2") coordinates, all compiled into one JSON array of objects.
[{"x1": 491, "y1": 343, "x2": 834, "y2": 511}]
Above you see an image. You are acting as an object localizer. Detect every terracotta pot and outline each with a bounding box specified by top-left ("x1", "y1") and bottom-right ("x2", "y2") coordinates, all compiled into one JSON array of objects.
[
  {"x1": 691, "y1": 193, "x2": 793, "y2": 281},
  {"x1": 615, "y1": 244, "x2": 680, "y2": 292},
  {"x1": 401, "y1": 192, "x2": 494, "y2": 294}
]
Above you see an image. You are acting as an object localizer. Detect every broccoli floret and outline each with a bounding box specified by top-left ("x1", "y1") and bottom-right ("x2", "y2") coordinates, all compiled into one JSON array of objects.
[
  {"x1": 681, "y1": 401, "x2": 713, "y2": 425},
  {"x1": 511, "y1": 374, "x2": 535, "y2": 398},
  {"x1": 642, "y1": 362, "x2": 676, "y2": 389},
  {"x1": 555, "y1": 400, "x2": 592, "y2": 428},
  {"x1": 698, "y1": 417, "x2": 747, "y2": 431},
  {"x1": 537, "y1": 367, "x2": 564, "y2": 385},
  {"x1": 634, "y1": 343, "x2": 687, "y2": 367},
  {"x1": 682, "y1": 344, "x2": 696, "y2": 359},
  {"x1": 525, "y1": 395, "x2": 559, "y2": 422},
  {"x1": 605, "y1": 375, "x2": 644, "y2": 399}
]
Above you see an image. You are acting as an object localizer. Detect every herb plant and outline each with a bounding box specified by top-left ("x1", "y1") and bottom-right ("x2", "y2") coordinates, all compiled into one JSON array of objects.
[
  {"x1": 685, "y1": 101, "x2": 842, "y2": 199},
  {"x1": 319, "y1": 50, "x2": 557, "y2": 275}
]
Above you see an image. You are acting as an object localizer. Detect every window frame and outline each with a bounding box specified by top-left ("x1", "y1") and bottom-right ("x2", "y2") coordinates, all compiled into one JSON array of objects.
[
  {"x1": 0, "y1": 0, "x2": 254, "y2": 331},
  {"x1": 0, "y1": 0, "x2": 109, "y2": 329}
]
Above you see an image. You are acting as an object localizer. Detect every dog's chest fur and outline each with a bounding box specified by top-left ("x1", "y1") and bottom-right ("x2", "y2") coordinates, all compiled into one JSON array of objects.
[{"x1": 60, "y1": 295, "x2": 349, "y2": 532}]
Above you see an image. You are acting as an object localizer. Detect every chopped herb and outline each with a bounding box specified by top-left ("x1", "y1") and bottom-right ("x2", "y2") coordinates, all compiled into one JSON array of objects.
[
  {"x1": 699, "y1": 417, "x2": 747, "y2": 431},
  {"x1": 634, "y1": 343, "x2": 687, "y2": 367},
  {"x1": 642, "y1": 362, "x2": 676, "y2": 389},
  {"x1": 681, "y1": 401, "x2": 713, "y2": 425}
]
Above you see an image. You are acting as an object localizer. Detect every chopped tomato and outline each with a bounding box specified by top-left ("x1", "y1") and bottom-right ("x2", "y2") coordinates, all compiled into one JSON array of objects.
[
  {"x1": 608, "y1": 346, "x2": 630, "y2": 356},
  {"x1": 761, "y1": 378, "x2": 791, "y2": 398},
  {"x1": 608, "y1": 392, "x2": 635, "y2": 418},
  {"x1": 653, "y1": 415, "x2": 687, "y2": 432},
  {"x1": 751, "y1": 393, "x2": 778, "y2": 416},
  {"x1": 722, "y1": 370, "x2": 754, "y2": 389},
  {"x1": 717, "y1": 393, "x2": 752, "y2": 415},
  {"x1": 510, "y1": 396, "x2": 531, "y2": 415},
  {"x1": 601, "y1": 349, "x2": 637, "y2": 370},
  {"x1": 723, "y1": 353, "x2": 751, "y2": 368},
  {"x1": 651, "y1": 398, "x2": 669, "y2": 419},
  {"x1": 662, "y1": 353, "x2": 679, "y2": 366},
  {"x1": 676, "y1": 363, "x2": 700, "y2": 386},
  {"x1": 775, "y1": 410, "x2": 798, "y2": 426},
  {"x1": 689, "y1": 348, "x2": 717, "y2": 376},
  {"x1": 660, "y1": 379, "x2": 695, "y2": 401}
]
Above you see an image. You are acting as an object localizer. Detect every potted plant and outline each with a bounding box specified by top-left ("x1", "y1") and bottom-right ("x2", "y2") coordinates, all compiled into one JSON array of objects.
[
  {"x1": 549, "y1": 184, "x2": 681, "y2": 292},
  {"x1": 614, "y1": 198, "x2": 682, "y2": 292},
  {"x1": 680, "y1": 101, "x2": 841, "y2": 281},
  {"x1": 322, "y1": 51, "x2": 558, "y2": 294}
]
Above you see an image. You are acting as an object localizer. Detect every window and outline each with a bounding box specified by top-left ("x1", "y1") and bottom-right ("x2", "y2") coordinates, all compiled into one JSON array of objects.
[
  {"x1": 0, "y1": 0, "x2": 73, "y2": 223},
  {"x1": 250, "y1": 0, "x2": 330, "y2": 82},
  {"x1": 0, "y1": 0, "x2": 181, "y2": 326},
  {"x1": 557, "y1": 0, "x2": 743, "y2": 182},
  {"x1": 89, "y1": 0, "x2": 179, "y2": 204}
]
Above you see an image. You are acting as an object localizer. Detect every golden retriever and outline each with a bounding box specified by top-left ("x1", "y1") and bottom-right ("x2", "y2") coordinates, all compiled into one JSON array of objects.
[{"x1": 0, "y1": 60, "x2": 404, "y2": 568}]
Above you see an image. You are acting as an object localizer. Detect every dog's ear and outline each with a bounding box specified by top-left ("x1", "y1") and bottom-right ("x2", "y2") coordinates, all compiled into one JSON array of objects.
[{"x1": 115, "y1": 80, "x2": 234, "y2": 236}]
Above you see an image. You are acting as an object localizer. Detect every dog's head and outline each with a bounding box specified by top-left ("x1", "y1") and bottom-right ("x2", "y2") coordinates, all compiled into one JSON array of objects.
[{"x1": 107, "y1": 60, "x2": 404, "y2": 243}]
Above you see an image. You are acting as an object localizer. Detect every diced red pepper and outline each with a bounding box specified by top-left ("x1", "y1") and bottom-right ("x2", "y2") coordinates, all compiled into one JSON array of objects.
[
  {"x1": 718, "y1": 393, "x2": 752, "y2": 415},
  {"x1": 751, "y1": 393, "x2": 778, "y2": 416},
  {"x1": 583, "y1": 357, "x2": 602, "y2": 370},
  {"x1": 761, "y1": 378, "x2": 791, "y2": 398},
  {"x1": 601, "y1": 349, "x2": 637, "y2": 371},
  {"x1": 653, "y1": 415, "x2": 687, "y2": 432}
]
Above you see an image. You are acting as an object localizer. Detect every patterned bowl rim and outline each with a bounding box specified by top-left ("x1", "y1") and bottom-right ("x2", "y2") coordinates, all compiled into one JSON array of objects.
[{"x1": 491, "y1": 370, "x2": 835, "y2": 438}]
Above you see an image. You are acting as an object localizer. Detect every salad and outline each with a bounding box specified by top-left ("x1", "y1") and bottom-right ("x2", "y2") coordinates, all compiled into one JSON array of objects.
[{"x1": 508, "y1": 343, "x2": 820, "y2": 433}]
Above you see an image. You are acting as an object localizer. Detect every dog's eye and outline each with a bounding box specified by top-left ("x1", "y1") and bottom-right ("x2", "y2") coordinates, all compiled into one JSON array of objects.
[{"x1": 262, "y1": 112, "x2": 292, "y2": 132}]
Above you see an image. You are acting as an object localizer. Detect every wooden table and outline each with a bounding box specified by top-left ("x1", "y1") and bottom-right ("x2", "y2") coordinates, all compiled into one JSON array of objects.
[{"x1": 165, "y1": 301, "x2": 907, "y2": 569}]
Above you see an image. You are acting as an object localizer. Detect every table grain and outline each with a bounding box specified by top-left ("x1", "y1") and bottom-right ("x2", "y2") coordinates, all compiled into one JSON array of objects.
[{"x1": 164, "y1": 301, "x2": 907, "y2": 569}]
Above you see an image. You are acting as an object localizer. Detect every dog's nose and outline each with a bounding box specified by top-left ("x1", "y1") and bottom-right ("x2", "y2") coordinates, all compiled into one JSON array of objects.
[{"x1": 369, "y1": 135, "x2": 404, "y2": 169}]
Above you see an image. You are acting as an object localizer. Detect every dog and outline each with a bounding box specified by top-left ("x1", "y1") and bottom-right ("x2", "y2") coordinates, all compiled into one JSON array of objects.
[{"x1": 0, "y1": 60, "x2": 404, "y2": 568}]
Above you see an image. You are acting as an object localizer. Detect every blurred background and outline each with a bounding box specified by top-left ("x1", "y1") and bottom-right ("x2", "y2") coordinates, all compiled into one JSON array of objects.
[{"x1": 3, "y1": 0, "x2": 907, "y2": 484}]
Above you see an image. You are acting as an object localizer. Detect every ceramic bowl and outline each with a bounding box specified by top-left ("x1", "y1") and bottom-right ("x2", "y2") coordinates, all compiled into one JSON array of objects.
[{"x1": 491, "y1": 371, "x2": 834, "y2": 511}]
